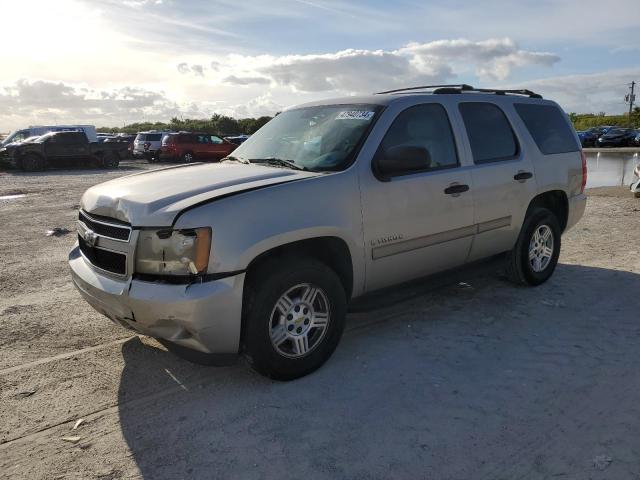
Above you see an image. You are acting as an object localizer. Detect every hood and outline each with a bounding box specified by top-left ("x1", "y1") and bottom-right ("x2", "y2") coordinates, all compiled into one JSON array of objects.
[{"x1": 81, "y1": 162, "x2": 321, "y2": 226}]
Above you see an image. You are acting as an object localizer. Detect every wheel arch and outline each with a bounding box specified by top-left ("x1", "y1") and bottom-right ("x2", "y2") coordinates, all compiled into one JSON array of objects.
[
  {"x1": 244, "y1": 236, "x2": 354, "y2": 300},
  {"x1": 526, "y1": 190, "x2": 569, "y2": 232}
]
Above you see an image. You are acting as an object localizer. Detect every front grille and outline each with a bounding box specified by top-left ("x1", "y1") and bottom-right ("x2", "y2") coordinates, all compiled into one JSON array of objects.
[
  {"x1": 78, "y1": 235, "x2": 126, "y2": 275},
  {"x1": 78, "y1": 211, "x2": 130, "y2": 241}
]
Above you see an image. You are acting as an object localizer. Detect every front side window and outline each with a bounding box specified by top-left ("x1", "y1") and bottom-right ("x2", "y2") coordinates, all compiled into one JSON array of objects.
[
  {"x1": 230, "y1": 104, "x2": 381, "y2": 171},
  {"x1": 459, "y1": 102, "x2": 518, "y2": 163},
  {"x1": 210, "y1": 135, "x2": 223, "y2": 144},
  {"x1": 374, "y1": 103, "x2": 459, "y2": 177},
  {"x1": 514, "y1": 103, "x2": 579, "y2": 155}
]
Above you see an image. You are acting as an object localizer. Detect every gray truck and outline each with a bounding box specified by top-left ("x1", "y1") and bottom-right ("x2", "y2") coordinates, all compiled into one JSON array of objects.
[
  {"x1": 5, "y1": 130, "x2": 121, "y2": 171},
  {"x1": 69, "y1": 85, "x2": 587, "y2": 380}
]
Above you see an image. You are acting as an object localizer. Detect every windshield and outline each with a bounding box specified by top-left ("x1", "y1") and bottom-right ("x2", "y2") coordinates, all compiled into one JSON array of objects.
[
  {"x1": 230, "y1": 104, "x2": 381, "y2": 171},
  {"x1": 1, "y1": 130, "x2": 30, "y2": 146}
]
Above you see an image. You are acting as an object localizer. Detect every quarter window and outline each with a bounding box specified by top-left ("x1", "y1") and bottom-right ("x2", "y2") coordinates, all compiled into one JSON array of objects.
[
  {"x1": 459, "y1": 102, "x2": 518, "y2": 163},
  {"x1": 375, "y1": 103, "x2": 459, "y2": 176},
  {"x1": 514, "y1": 103, "x2": 579, "y2": 154}
]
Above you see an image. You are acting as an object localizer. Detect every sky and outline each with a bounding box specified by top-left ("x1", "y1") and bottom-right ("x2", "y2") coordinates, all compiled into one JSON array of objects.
[{"x1": 0, "y1": 0, "x2": 638, "y2": 131}]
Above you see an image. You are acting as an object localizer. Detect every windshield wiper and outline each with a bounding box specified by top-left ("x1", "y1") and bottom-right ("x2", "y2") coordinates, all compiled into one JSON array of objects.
[
  {"x1": 250, "y1": 157, "x2": 307, "y2": 171},
  {"x1": 222, "y1": 155, "x2": 250, "y2": 164}
]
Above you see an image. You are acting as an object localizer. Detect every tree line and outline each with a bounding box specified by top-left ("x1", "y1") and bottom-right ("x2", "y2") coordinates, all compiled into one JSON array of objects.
[
  {"x1": 569, "y1": 107, "x2": 640, "y2": 131},
  {"x1": 97, "y1": 114, "x2": 273, "y2": 135},
  {"x1": 98, "y1": 107, "x2": 640, "y2": 136}
]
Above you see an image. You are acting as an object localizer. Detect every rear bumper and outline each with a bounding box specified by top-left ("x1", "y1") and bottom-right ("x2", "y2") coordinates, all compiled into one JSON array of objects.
[
  {"x1": 565, "y1": 193, "x2": 587, "y2": 232},
  {"x1": 69, "y1": 245, "x2": 245, "y2": 354}
]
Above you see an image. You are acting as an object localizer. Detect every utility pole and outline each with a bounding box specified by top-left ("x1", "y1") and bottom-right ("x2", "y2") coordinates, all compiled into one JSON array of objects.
[{"x1": 625, "y1": 81, "x2": 636, "y2": 125}]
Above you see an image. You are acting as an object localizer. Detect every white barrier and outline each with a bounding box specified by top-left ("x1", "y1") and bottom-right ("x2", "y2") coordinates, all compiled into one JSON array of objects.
[{"x1": 584, "y1": 149, "x2": 638, "y2": 188}]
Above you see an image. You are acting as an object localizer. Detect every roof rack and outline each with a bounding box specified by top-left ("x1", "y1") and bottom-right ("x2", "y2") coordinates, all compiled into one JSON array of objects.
[{"x1": 375, "y1": 84, "x2": 542, "y2": 99}]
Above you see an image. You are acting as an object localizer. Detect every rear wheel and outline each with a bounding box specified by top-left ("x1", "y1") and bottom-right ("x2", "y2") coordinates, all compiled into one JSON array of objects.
[
  {"x1": 20, "y1": 153, "x2": 45, "y2": 171},
  {"x1": 100, "y1": 152, "x2": 119, "y2": 169},
  {"x1": 506, "y1": 208, "x2": 561, "y2": 286},
  {"x1": 243, "y1": 257, "x2": 347, "y2": 380},
  {"x1": 181, "y1": 151, "x2": 194, "y2": 163}
]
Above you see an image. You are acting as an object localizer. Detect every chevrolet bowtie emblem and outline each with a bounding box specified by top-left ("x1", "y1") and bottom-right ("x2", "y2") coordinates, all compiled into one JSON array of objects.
[{"x1": 84, "y1": 229, "x2": 98, "y2": 247}]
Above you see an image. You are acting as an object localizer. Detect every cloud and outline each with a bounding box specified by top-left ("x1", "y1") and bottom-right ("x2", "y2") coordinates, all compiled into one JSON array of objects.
[
  {"x1": 0, "y1": 79, "x2": 186, "y2": 126},
  {"x1": 222, "y1": 75, "x2": 271, "y2": 86},
  {"x1": 177, "y1": 63, "x2": 206, "y2": 76},
  {"x1": 511, "y1": 68, "x2": 640, "y2": 114},
  {"x1": 178, "y1": 38, "x2": 558, "y2": 93}
]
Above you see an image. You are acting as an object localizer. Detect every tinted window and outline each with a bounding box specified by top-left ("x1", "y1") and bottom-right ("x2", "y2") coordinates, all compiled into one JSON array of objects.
[
  {"x1": 376, "y1": 103, "x2": 458, "y2": 175},
  {"x1": 514, "y1": 103, "x2": 579, "y2": 154},
  {"x1": 145, "y1": 134, "x2": 162, "y2": 141},
  {"x1": 459, "y1": 103, "x2": 518, "y2": 163}
]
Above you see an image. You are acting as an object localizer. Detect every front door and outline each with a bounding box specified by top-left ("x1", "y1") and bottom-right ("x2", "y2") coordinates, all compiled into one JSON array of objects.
[{"x1": 360, "y1": 102, "x2": 475, "y2": 292}]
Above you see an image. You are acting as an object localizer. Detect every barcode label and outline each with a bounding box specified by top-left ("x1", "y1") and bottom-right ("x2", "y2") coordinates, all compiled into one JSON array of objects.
[{"x1": 336, "y1": 111, "x2": 375, "y2": 121}]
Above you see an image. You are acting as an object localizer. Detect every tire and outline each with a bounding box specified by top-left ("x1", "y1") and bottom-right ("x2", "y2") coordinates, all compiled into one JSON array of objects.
[
  {"x1": 100, "y1": 152, "x2": 119, "y2": 169},
  {"x1": 20, "y1": 153, "x2": 45, "y2": 172},
  {"x1": 506, "y1": 208, "x2": 561, "y2": 286},
  {"x1": 181, "y1": 151, "x2": 194, "y2": 163},
  {"x1": 243, "y1": 257, "x2": 347, "y2": 380}
]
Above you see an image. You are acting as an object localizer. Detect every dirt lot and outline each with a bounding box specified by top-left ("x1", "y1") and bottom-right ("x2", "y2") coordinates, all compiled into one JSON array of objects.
[{"x1": 1, "y1": 162, "x2": 639, "y2": 479}]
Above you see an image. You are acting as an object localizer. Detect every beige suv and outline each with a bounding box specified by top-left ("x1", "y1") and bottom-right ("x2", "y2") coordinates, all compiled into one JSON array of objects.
[{"x1": 70, "y1": 85, "x2": 587, "y2": 380}]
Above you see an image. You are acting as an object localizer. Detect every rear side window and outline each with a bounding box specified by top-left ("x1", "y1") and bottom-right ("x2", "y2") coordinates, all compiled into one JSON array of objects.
[
  {"x1": 145, "y1": 134, "x2": 162, "y2": 142},
  {"x1": 514, "y1": 104, "x2": 579, "y2": 154},
  {"x1": 459, "y1": 102, "x2": 518, "y2": 163}
]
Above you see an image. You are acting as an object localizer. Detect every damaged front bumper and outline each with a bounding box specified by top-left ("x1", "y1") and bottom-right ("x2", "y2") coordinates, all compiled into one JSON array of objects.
[{"x1": 69, "y1": 245, "x2": 245, "y2": 354}]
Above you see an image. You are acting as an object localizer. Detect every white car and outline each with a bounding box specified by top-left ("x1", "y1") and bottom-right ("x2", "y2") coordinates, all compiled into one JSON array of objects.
[{"x1": 132, "y1": 131, "x2": 173, "y2": 161}]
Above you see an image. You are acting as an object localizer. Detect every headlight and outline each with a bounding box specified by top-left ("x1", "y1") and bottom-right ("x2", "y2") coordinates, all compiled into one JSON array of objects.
[{"x1": 135, "y1": 227, "x2": 211, "y2": 276}]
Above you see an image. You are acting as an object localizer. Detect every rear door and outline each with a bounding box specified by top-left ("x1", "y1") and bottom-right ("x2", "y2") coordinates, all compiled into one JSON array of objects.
[
  {"x1": 67, "y1": 132, "x2": 90, "y2": 158},
  {"x1": 359, "y1": 101, "x2": 475, "y2": 292},
  {"x1": 455, "y1": 101, "x2": 538, "y2": 261}
]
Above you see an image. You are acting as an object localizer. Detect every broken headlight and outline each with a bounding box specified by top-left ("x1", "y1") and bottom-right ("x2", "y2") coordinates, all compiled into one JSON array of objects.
[{"x1": 135, "y1": 228, "x2": 211, "y2": 276}]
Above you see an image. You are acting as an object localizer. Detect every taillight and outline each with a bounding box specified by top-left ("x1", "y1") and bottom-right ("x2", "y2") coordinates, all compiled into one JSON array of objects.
[{"x1": 580, "y1": 151, "x2": 588, "y2": 193}]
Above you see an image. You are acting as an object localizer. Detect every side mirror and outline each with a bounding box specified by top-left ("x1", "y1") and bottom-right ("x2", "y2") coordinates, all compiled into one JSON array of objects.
[{"x1": 377, "y1": 145, "x2": 431, "y2": 178}]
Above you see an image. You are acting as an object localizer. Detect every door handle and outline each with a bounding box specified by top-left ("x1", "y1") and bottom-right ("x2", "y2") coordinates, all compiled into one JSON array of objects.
[
  {"x1": 514, "y1": 171, "x2": 533, "y2": 181},
  {"x1": 444, "y1": 184, "x2": 470, "y2": 195}
]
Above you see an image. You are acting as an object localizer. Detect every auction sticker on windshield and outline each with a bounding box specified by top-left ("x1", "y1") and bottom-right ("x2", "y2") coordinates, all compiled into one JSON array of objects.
[{"x1": 336, "y1": 111, "x2": 375, "y2": 121}]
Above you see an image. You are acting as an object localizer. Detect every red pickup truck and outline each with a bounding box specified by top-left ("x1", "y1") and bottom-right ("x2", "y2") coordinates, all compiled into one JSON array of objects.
[{"x1": 159, "y1": 132, "x2": 237, "y2": 163}]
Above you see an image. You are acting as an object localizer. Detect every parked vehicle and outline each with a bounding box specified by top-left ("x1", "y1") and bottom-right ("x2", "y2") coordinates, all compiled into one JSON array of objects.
[
  {"x1": 577, "y1": 127, "x2": 606, "y2": 147},
  {"x1": 8, "y1": 130, "x2": 122, "y2": 171},
  {"x1": 70, "y1": 85, "x2": 587, "y2": 380},
  {"x1": 596, "y1": 128, "x2": 637, "y2": 147},
  {"x1": 159, "y1": 132, "x2": 238, "y2": 162},
  {"x1": 104, "y1": 134, "x2": 135, "y2": 159},
  {"x1": 132, "y1": 131, "x2": 173, "y2": 161},
  {"x1": 0, "y1": 125, "x2": 97, "y2": 147},
  {"x1": 630, "y1": 163, "x2": 640, "y2": 198}
]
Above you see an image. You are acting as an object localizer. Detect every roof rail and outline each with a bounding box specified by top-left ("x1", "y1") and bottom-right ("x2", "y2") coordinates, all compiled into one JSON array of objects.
[
  {"x1": 376, "y1": 84, "x2": 474, "y2": 95},
  {"x1": 375, "y1": 84, "x2": 542, "y2": 99}
]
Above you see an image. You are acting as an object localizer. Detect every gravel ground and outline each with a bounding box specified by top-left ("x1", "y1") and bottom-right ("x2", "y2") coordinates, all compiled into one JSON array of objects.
[{"x1": 1, "y1": 162, "x2": 639, "y2": 479}]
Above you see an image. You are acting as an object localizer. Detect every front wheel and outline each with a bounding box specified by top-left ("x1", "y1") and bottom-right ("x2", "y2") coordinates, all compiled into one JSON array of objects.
[
  {"x1": 243, "y1": 258, "x2": 347, "y2": 380},
  {"x1": 506, "y1": 208, "x2": 561, "y2": 286}
]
